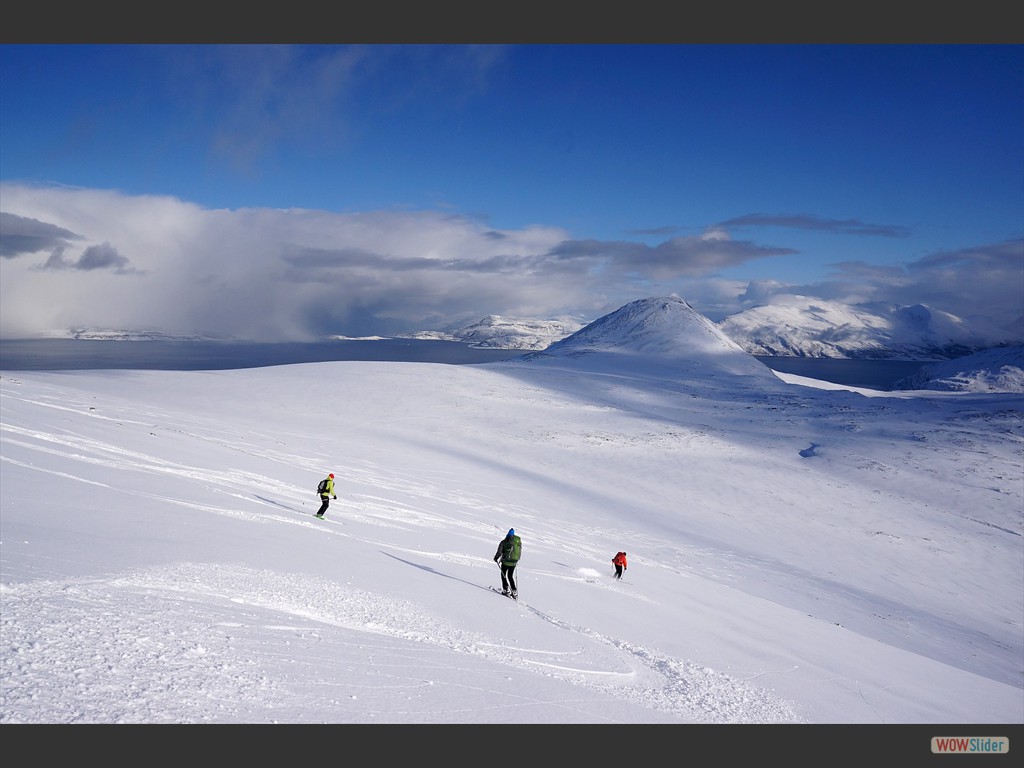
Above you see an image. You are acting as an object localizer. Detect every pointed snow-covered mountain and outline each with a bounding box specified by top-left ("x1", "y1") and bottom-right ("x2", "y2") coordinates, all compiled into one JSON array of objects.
[
  {"x1": 716, "y1": 295, "x2": 1018, "y2": 360},
  {"x1": 518, "y1": 295, "x2": 778, "y2": 381}
]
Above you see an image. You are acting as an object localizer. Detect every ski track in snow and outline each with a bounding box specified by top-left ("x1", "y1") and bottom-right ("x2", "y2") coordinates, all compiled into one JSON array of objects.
[
  {"x1": 3, "y1": 369, "x2": 1020, "y2": 723},
  {"x1": 0, "y1": 415, "x2": 804, "y2": 723},
  {"x1": 0, "y1": 562, "x2": 804, "y2": 724}
]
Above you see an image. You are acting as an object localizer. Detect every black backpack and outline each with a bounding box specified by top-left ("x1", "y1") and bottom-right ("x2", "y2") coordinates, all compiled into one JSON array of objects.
[{"x1": 316, "y1": 478, "x2": 329, "y2": 495}]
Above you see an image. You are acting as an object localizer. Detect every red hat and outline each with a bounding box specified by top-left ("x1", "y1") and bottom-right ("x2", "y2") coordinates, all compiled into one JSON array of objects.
[{"x1": 329, "y1": 473, "x2": 334, "y2": 478}]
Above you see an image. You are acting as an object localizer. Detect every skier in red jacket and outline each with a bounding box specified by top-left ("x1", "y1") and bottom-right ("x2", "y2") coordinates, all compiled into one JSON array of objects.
[{"x1": 612, "y1": 551, "x2": 627, "y2": 580}]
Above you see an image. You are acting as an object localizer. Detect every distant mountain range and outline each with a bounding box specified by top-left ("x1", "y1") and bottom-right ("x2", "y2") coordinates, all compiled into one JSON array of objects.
[
  {"x1": 26, "y1": 296, "x2": 1024, "y2": 392},
  {"x1": 413, "y1": 296, "x2": 1023, "y2": 393},
  {"x1": 402, "y1": 314, "x2": 586, "y2": 350},
  {"x1": 42, "y1": 328, "x2": 227, "y2": 342},
  {"x1": 39, "y1": 295, "x2": 1024, "y2": 369},
  {"x1": 407, "y1": 296, "x2": 1023, "y2": 362},
  {"x1": 716, "y1": 296, "x2": 1023, "y2": 360}
]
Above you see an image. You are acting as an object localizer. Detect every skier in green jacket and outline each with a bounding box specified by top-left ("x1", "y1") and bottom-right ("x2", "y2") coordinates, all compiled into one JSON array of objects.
[
  {"x1": 493, "y1": 528, "x2": 522, "y2": 599},
  {"x1": 316, "y1": 473, "x2": 337, "y2": 519}
]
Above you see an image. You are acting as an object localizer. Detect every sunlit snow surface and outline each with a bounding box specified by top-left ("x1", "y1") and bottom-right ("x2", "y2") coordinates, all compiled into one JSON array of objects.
[{"x1": 2, "y1": 298, "x2": 1021, "y2": 725}]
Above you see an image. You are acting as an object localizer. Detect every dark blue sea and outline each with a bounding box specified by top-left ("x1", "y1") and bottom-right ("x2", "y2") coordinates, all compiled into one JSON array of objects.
[
  {"x1": 0, "y1": 340, "x2": 930, "y2": 390},
  {"x1": 0, "y1": 339, "x2": 521, "y2": 371},
  {"x1": 753, "y1": 356, "x2": 930, "y2": 390}
]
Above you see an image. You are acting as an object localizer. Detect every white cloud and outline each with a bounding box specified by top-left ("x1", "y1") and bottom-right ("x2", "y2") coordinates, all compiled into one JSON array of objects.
[
  {"x1": 2, "y1": 183, "x2": 1020, "y2": 339},
  {"x1": 700, "y1": 227, "x2": 730, "y2": 241}
]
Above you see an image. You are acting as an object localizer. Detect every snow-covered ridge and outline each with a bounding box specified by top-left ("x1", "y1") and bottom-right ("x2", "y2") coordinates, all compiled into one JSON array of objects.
[
  {"x1": 715, "y1": 295, "x2": 1021, "y2": 360},
  {"x1": 41, "y1": 328, "x2": 229, "y2": 342},
  {"x1": 402, "y1": 314, "x2": 586, "y2": 350},
  {"x1": 893, "y1": 345, "x2": 1024, "y2": 393}
]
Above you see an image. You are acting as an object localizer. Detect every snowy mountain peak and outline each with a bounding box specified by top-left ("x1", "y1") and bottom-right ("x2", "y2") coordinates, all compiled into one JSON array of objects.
[
  {"x1": 547, "y1": 296, "x2": 740, "y2": 355},
  {"x1": 524, "y1": 296, "x2": 775, "y2": 379}
]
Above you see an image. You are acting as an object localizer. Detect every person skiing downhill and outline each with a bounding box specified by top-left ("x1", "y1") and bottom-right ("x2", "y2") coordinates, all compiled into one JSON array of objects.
[
  {"x1": 612, "y1": 551, "x2": 627, "y2": 580},
  {"x1": 316, "y1": 473, "x2": 337, "y2": 518},
  {"x1": 493, "y1": 528, "x2": 522, "y2": 599}
]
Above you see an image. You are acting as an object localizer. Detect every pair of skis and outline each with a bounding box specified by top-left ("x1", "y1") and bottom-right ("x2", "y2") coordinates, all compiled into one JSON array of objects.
[{"x1": 489, "y1": 586, "x2": 518, "y2": 601}]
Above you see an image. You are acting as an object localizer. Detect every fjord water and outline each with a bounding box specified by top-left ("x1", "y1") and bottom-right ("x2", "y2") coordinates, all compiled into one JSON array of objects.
[
  {"x1": 0, "y1": 340, "x2": 928, "y2": 389},
  {"x1": 752, "y1": 356, "x2": 930, "y2": 389},
  {"x1": 0, "y1": 339, "x2": 521, "y2": 371}
]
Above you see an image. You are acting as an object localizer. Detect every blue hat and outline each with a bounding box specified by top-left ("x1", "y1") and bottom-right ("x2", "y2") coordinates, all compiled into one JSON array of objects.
[{"x1": 508, "y1": 528, "x2": 515, "y2": 537}]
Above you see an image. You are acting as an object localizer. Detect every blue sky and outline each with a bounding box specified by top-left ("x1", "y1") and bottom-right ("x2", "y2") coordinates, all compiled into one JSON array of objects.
[{"x1": 1, "y1": 44, "x2": 1022, "y2": 340}]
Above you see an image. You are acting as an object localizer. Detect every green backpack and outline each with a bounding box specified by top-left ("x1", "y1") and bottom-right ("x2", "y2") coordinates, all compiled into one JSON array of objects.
[{"x1": 505, "y1": 535, "x2": 522, "y2": 563}]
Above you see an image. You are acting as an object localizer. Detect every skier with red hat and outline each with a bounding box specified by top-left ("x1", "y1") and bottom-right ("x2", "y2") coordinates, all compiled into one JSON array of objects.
[{"x1": 315, "y1": 473, "x2": 337, "y2": 519}]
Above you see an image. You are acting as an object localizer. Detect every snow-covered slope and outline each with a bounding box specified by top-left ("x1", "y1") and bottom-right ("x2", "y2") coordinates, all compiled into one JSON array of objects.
[
  {"x1": 2, "y1": 294, "x2": 1022, "y2": 727},
  {"x1": 893, "y1": 345, "x2": 1024, "y2": 393},
  {"x1": 717, "y1": 295, "x2": 1016, "y2": 359},
  {"x1": 404, "y1": 314, "x2": 585, "y2": 350}
]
